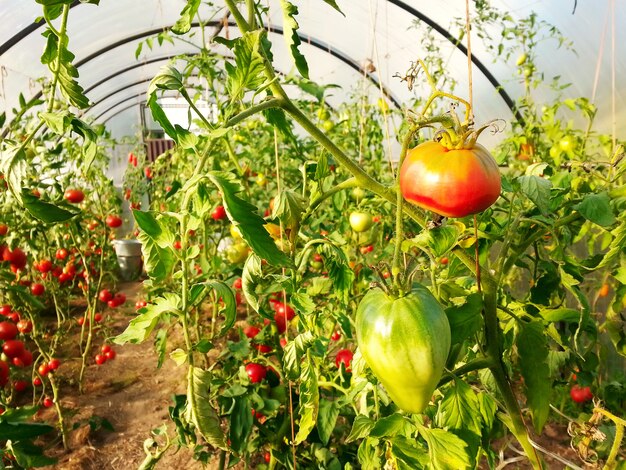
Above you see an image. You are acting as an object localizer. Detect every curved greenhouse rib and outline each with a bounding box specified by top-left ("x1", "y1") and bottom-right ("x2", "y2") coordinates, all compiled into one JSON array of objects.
[
  {"x1": 387, "y1": 0, "x2": 524, "y2": 125},
  {"x1": 0, "y1": 0, "x2": 81, "y2": 56}
]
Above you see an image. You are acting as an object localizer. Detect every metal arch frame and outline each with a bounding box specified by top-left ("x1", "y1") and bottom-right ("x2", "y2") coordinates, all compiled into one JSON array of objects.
[
  {"x1": 387, "y1": 0, "x2": 523, "y2": 124},
  {"x1": 74, "y1": 21, "x2": 401, "y2": 108},
  {"x1": 0, "y1": 2, "x2": 521, "y2": 122}
]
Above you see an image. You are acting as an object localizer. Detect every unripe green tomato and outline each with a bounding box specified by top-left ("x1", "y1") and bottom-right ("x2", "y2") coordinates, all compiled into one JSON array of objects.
[
  {"x1": 356, "y1": 286, "x2": 451, "y2": 413},
  {"x1": 516, "y1": 53, "x2": 528, "y2": 66},
  {"x1": 559, "y1": 135, "x2": 576, "y2": 153},
  {"x1": 317, "y1": 108, "x2": 330, "y2": 121},
  {"x1": 549, "y1": 146, "x2": 561, "y2": 159},
  {"x1": 350, "y1": 187, "x2": 367, "y2": 202},
  {"x1": 349, "y1": 212, "x2": 373, "y2": 233},
  {"x1": 226, "y1": 242, "x2": 249, "y2": 264},
  {"x1": 322, "y1": 120, "x2": 334, "y2": 132},
  {"x1": 310, "y1": 260, "x2": 323, "y2": 270}
]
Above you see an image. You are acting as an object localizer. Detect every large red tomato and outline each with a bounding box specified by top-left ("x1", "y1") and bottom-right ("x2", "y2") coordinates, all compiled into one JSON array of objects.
[{"x1": 399, "y1": 140, "x2": 501, "y2": 218}]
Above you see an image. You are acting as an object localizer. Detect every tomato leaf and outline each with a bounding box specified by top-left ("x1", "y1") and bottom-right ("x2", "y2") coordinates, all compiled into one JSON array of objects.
[
  {"x1": 171, "y1": 0, "x2": 200, "y2": 35},
  {"x1": 516, "y1": 321, "x2": 550, "y2": 433},
  {"x1": 517, "y1": 175, "x2": 552, "y2": 215},
  {"x1": 418, "y1": 426, "x2": 471, "y2": 470},
  {"x1": 291, "y1": 290, "x2": 315, "y2": 315},
  {"x1": 114, "y1": 294, "x2": 179, "y2": 345},
  {"x1": 241, "y1": 254, "x2": 263, "y2": 312},
  {"x1": 207, "y1": 171, "x2": 292, "y2": 267},
  {"x1": 147, "y1": 95, "x2": 178, "y2": 143},
  {"x1": 21, "y1": 191, "x2": 78, "y2": 223},
  {"x1": 279, "y1": 0, "x2": 309, "y2": 78},
  {"x1": 0, "y1": 145, "x2": 27, "y2": 205},
  {"x1": 189, "y1": 280, "x2": 236, "y2": 338},
  {"x1": 228, "y1": 395, "x2": 253, "y2": 454},
  {"x1": 436, "y1": 379, "x2": 481, "y2": 435},
  {"x1": 294, "y1": 350, "x2": 319, "y2": 444},
  {"x1": 404, "y1": 225, "x2": 460, "y2": 257},
  {"x1": 184, "y1": 367, "x2": 227, "y2": 450},
  {"x1": 574, "y1": 192, "x2": 616, "y2": 227},
  {"x1": 320, "y1": 0, "x2": 344, "y2": 15},
  {"x1": 319, "y1": 243, "x2": 354, "y2": 304},
  {"x1": 445, "y1": 293, "x2": 483, "y2": 345},
  {"x1": 0, "y1": 421, "x2": 54, "y2": 440},
  {"x1": 283, "y1": 331, "x2": 315, "y2": 380},
  {"x1": 216, "y1": 30, "x2": 268, "y2": 102},
  {"x1": 388, "y1": 436, "x2": 429, "y2": 470},
  {"x1": 596, "y1": 216, "x2": 626, "y2": 269},
  {"x1": 7, "y1": 440, "x2": 57, "y2": 468},
  {"x1": 154, "y1": 328, "x2": 168, "y2": 369},
  {"x1": 370, "y1": 413, "x2": 415, "y2": 438},
  {"x1": 316, "y1": 399, "x2": 340, "y2": 446},
  {"x1": 346, "y1": 415, "x2": 375, "y2": 443}
]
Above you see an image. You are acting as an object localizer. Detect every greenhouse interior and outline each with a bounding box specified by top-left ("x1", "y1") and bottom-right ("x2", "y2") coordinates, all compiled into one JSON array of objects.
[{"x1": 0, "y1": 0, "x2": 625, "y2": 468}]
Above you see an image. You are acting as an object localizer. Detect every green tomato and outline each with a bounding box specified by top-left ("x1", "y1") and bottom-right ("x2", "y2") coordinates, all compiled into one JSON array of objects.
[
  {"x1": 559, "y1": 135, "x2": 576, "y2": 153},
  {"x1": 322, "y1": 120, "x2": 335, "y2": 132},
  {"x1": 549, "y1": 146, "x2": 561, "y2": 159},
  {"x1": 226, "y1": 242, "x2": 249, "y2": 264},
  {"x1": 349, "y1": 212, "x2": 373, "y2": 233},
  {"x1": 350, "y1": 187, "x2": 367, "y2": 202},
  {"x1": 356, "y1": 286, "x2": 451, "y2": 413},
  {"x1": 516, "y1": 53, "x2": 528, "y2": 66},
  {"x1": 317, "y1": 108, "x2": 330, "y2": 121}
]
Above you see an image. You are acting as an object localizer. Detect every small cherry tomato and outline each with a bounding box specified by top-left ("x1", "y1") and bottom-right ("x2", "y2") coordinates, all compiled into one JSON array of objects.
[
  {"x1": 335, "y1": 349, "x2": 354, "y2": 372},
  {"x1": 64, "y1": 189, "x2": 85, "y2": 203}
]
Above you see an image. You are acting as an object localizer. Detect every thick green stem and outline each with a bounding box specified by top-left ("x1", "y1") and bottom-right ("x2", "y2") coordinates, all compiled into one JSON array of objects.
[
  {"x1": 48, "y1": 374, "x2": 69, "y2": 450},
  {"x1": 482, "y1": 281, "x2": 543, "y2": 469},
  {"x1": 438, "y1": 356, "x2": 496, "y2": 387},
  {"x1": 46, "y1": 4, "x2": 70, "y2": 112}
]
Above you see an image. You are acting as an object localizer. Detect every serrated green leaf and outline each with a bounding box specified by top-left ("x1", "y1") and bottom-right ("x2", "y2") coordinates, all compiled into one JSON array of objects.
[
  {"x1": 294, "y1": 350, "x2": 319, "y2": 444},
  {"x1": 189, "y1": 280, "x2": 236, "y2": 337},
  {"x1": 517, "y1": 321, "x2": 550, "y2": 432},
  {"x1": 176, "y1": 125, "x2": 198, "y2": 149},
  {"x1": 171, "y1": 0, "x2": 200, "y2": 34},
  {"x1": 283, "y1": 331, "x2": 315, "y2": 379},
  {"x1": 317, "y1": 399, "x2": 340, "y2": 446},
  {"x1": 114, "y1": 293, "x2": 179, "y2": 344},
  {"x1": 291, "y1": 290, "x2": 314, "y2": 315},
  {"x1": 242, "y1": 254, "x2": 263, "y2": 312},
  {"x1": 7, "y1": 440, "x2": 57, "y2": 468},
  {"x1": 405, "y1": 226, "x2": 460, "y2": 257},
  {"x1": 418, "y1": 426, "x2": 471, "y2": 470},
  {"x1": 279, "y1": 0, "x2": 309, "y2": 78},
  {"x1": 170, "y1": 348, "x2": 187, "y2": 366},
  {"x1": 346, "y1": 415, "x2": 375, "y2": 443},
  {"x1": 39, "y1": 111, "x2": 70, "y2": 134},
  {"x1": 436, "y1": 378, "x2": 482, "y2": 436},
  {"x1": 223, "y1": 30, "x2": 268, "y2": 101},
  {"x1": 154, "y1": 328, "x2": 167, "y2": 368},
  {"x1": 574, "y1": 192, "x2": 616, "y2": 227},
  {"x1": 21, "y1": 191, "x2": 78, "y2": 223},
  {"x1": 596, "y1": 216, "x2": 626, "y2": 269},
  {"x1": 319, "y1": 243, "x2": 354, "y2": 304},
  {"x1": 518, "y1": 175, "x2": 552, "y2": 215},
  {"x1": 370, "y1": 413, "x2": 415, "y2": 438},
  {"x1": 272, "y1": 189, "x2": 303, "y2": 230},
  {"x1": 229, "y1": 395, "x2": 253, "y2": 454},
  {"x1": 445, "y1": 293, "x2": 483, "y2": 345},
  {"x1": 207, "y1": 171, "x2": 291, "y2": 267},
  {"x1": 185, "y1": 367, "x2": 227, "y2": 449},
  {"x1": 147, "y1": 95, "x2": 178, "y2": 142},
  {"x1": 389, "y1": 436, "x2": 429, "y2": 470}
]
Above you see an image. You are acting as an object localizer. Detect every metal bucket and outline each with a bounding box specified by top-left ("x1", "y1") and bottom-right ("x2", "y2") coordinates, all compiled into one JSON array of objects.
[{"x1": 112, "y1": 239, "x2": 143, "y2": 281}]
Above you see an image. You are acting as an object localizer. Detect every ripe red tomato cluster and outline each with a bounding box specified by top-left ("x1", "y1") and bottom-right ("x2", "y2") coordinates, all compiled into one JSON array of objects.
[
  {"x1": 64, "y1": 188, "x2": 85, "y2": 204},
  {"x1": 211, "y1": 205, "x2": 227, "y2": 221},
  {"x1": 98, "y1": 289, "x2": 126, "y2": 308},
  {"x1": 570, "y1": 385, "x2": 593, "y2": 403},
  {"x1": 105, "y1": 214, "x2": 123, "y2": 228},
  {"x1": 128, "y1": 152, "x2": 138, "y2": 167},
  {"x1": 1, "y1": 245, "x2": 27, "y2": 272},
  {"x1": 268, "y1": 299, "x2": 296, "y2": 333},
  {"x1": 245, "y1": 363, "x2": 267, "y2": 383},
  {"x1": 335, "y1": 349, "x2": 354, "y2": 372},
  {"x1": 95, "y1": 344, "x2": 117, "y2": 365}
]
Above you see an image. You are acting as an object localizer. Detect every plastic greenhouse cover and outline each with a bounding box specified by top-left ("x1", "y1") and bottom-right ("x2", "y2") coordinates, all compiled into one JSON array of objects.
[{"x1": 0, "y1": 0, "x2": 624, "y2": 146}]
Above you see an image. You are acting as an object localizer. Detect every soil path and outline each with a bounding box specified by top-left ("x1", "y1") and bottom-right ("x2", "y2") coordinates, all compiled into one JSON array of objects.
[{"x1": 40, "y1": 281, "x2": 207, "y2": 470}]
